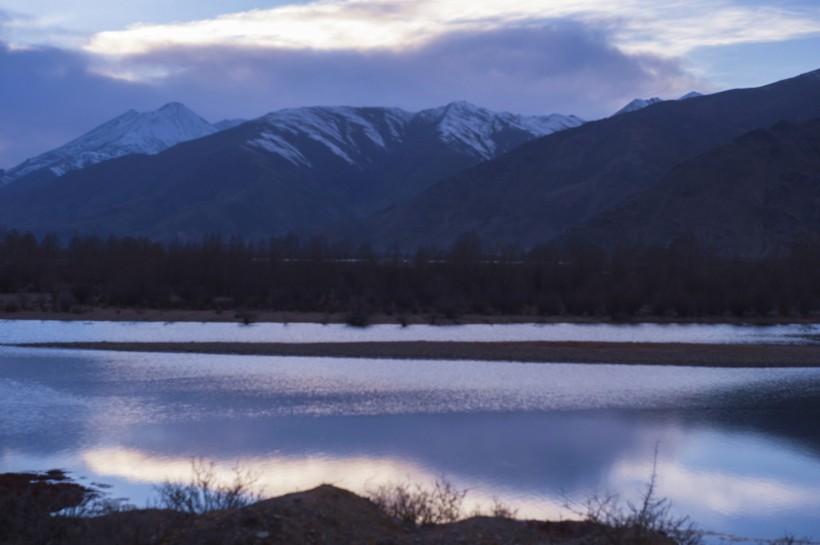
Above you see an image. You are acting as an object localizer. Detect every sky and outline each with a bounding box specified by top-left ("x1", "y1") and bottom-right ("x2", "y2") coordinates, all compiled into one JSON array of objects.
[{"x1": 1, "y1": 0, "x2": 820, "y2": 169}]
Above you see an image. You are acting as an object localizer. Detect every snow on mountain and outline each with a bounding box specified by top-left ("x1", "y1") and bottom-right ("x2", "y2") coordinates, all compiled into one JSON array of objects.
[
  {"x1": 248, "y1": 102, "x2": 583, "y2": 165},
  {"x1": 2, "y1": 100, "x2": 585, "y2": 190},
  {"x1": 250, "y1": 106, "x2": 412, "y2": 167},
  {"x1": 0, "y1": 102, "x2": 218, "y2": 187},
  {"x1": 614, "y1": 92, "x2": 704, "y2": 117},
  {"x1": 415, "y1": 101, "x2": 583, "y2": 159},
  {"x1": 214, "y1": 118, "x2": 246, "y2": 131},
  {"x1": 613, "y1": 97, "x2": 664, "y2": 116}
]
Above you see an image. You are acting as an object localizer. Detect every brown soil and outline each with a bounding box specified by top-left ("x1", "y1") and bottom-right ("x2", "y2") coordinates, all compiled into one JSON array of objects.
[
  {"x1": 20, "y1": 340, "x2": 820, "y2": 367},
  {"x1": 0, "y1": 470, "x2": 89, "y2": 512},
  {"x1": 0, "y1": 477, "x2": 659, "y2": 545}
]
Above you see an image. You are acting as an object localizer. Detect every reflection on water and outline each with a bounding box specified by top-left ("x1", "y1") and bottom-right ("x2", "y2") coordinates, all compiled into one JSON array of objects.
[
  {"x1": 2, "y1": 319, "x2": 820, "y2": 345},
  {"x1": 1, "y1": 342, "x2": 820, "y2": 540},
  {"x1": 77, "y1": 447, "x2": 568, "y2": 519}
]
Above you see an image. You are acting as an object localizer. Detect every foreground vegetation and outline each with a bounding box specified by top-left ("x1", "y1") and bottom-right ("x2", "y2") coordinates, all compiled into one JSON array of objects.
[
  {"x1": 0, "y1": 466, "x2": 703, "y2": 545},
  {"x1": 2, "y1": 230, "x2": 820, "y2": 323},
  {"x1": 4, "y1": 462, "x2": 816, "y2": 545}
]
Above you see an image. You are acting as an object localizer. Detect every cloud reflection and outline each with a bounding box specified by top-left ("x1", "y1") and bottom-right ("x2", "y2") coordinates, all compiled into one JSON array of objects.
[
  {"x1": 609, "y1": 458, "x2": 820, "y2": 517},
  {"x1": 81, "y1": 446, "x2": 568, "y2": 519},
  {"x1": 80, "y1": 443, "x2": 820, "y2": 525}
]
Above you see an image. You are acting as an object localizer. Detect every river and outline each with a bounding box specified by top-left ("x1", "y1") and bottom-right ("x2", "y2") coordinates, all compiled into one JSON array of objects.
[{"x1": 1, "y1": 320, "x2": 819, "y2": 541}]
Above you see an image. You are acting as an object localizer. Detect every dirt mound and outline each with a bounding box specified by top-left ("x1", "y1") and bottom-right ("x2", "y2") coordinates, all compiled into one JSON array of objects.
[{"x1": 0, "y1": 475, "x2": 675, "y2": 545}]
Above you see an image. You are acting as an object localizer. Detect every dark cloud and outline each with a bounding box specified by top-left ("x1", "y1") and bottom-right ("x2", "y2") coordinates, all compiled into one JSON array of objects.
[
  {"x1": 0, "y1": 42, "x2": 159, "y2": 168},
  {"x1": 0, "y1": 21, "x2": 698, "y2": 167},
  {"x1": 136, "y1": 21, "x2": 696, "y2": 120}
]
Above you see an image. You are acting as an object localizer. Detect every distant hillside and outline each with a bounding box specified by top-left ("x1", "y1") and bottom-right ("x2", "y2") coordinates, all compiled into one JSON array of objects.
[
  {"x1": 612, "y1": 92, "x2": 701, "y2": 116},
  {"x1": 360, "y1": 69, "x2": 820, "y2": 251},
  {"x1": 565, "y1": 118, "x2": 820, "y2": 256},
  {"x1": 0, "y1": 103, "x2": 582, "y2": 240},
  {"x1": 0, "y1": 103, "x2": 219, "y2": 192}
]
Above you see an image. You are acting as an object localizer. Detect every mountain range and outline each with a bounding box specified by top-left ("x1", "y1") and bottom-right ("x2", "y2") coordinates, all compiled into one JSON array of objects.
[
  {"x1": 0, "y1": 101, "x2": 582, "y2": 239},
  {"x1": 565, "y1": 117, "x2": 820, "y2": 256},
  {"x1": 0, "y1": 69, "x2": 819, "y2": 256},
  {"x1": 0, "y1": 103, "x2": 230, "y2": 192},
  {"x1": 356, "y1": 69, "x2": 820, "y2": 254},
  {"x1": 612, "y1": 92, "x2": 702, "y2": 116}
]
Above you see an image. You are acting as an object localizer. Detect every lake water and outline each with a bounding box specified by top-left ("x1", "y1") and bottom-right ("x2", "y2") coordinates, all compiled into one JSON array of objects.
[
  {"x1": 1, "y1": 320, "x2": 819, "y2": 542},
  {"x1": 2, "y1": 319, "x2": 820, "y2": 344}
]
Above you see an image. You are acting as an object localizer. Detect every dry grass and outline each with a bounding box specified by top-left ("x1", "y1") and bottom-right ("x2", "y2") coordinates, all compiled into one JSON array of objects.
[
  {"x1": 152, "y1": 458, "x2": 261, "y2": 514},
  {"x1": 367, "y1": 479, "x2": 468, "y2": 527}
]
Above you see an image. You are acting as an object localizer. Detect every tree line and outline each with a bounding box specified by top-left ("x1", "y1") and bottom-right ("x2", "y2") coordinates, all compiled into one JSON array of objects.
[{"x1": 1, "y1": 229, "x2": 819, "y2": 321}]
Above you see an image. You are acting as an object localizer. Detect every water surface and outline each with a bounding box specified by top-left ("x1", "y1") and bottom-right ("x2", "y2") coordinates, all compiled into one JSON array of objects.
[
  {"x1": 2, "y1": 319, "x2": 820, "y2": 345},
  {"x1": 2, "y1": 337, "x2": 819, "y2": 541}
]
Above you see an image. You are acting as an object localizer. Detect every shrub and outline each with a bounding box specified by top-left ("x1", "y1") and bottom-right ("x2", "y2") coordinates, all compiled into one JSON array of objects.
[
  {"x1": 153, "y1": 459, "x2": 260, "y2": 514},
  {"x1": 487, "y1": 497, "x2": 518, "y2": 519},
  {"x1": 567, "y1": 455, "x2": 701, "y2": 545},
  {"x1": 0, "y1": 490, "x2": 55, "y2": 545},
  {"x1": 345, "y1": 307, "x2": 370, "y2": 327},
  {"x1": 368, "y1": 478, "x2": 467, "y2": 527}
]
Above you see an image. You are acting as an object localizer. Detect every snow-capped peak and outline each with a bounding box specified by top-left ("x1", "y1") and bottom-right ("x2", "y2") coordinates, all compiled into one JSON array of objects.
[
  {"x1": 613, "y1": 97, "x2": 664, "y2": 117},
  {"x1": 249, "y1": 106, "x2": 412, "y2": 167},
  {"x1": 246, "y1": 102, "x2": 583, "y2": 166},
  {"x1": 415, "y1": 101, "x2": 584, "y2": 159},
  {"x1": 1, "y1": 102, "x2": 219, "y2": 187},
  {"x1": 613, "y1": 92, "x2": 704, "y2": 117}
]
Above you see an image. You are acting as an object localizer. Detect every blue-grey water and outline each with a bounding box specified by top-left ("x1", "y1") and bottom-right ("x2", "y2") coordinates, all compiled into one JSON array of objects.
[
  {"x1": 1, "y1": 320, "x2": 819, "y2": 542},
  {"x1": 2, "y1": 318, "x2": 820, "y2": 344}
]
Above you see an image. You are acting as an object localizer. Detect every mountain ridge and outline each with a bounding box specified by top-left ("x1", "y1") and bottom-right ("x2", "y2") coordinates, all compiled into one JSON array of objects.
[
  {"x1": 5, "y1": 69, "x2": 820, "y2": 256},
  {"x1": 0, "y1": 102, "x2": 218, "y2": 190},
  {"x1": 355, "y1": 68, "x2": 820, "y2": 251},
  {"x1": 0, "y1": 101, "x2": 583, "y2": 240},
  {"x1": 613, "y1": 92, "x2": 703, "y2": 116},
  {"x1": 563, "y1": 117, "x2": 820, "y2": 256}
]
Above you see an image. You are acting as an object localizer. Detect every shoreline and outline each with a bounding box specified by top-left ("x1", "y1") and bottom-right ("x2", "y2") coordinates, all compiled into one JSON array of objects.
[
  {"x1": 0, "y1": 475, "x2": 612, "y2": 545},
  {"x1": 18, "y1": 340, "x2": 820, "y2": 367},
  {"x1": 2, "y1": 306, "x2": 820, "y2": 326}
]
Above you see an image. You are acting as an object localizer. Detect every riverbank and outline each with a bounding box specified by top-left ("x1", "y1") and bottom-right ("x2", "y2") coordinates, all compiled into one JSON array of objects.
[
  {"x1": 20, "y1": 340, "x2": 820, "y2": 367},
  {"x1": 0, "y1": 472, "x2": 667, "y2": 545},
  {"x1": 2, "y1": 305, "x2": 819, "y2": 326}
]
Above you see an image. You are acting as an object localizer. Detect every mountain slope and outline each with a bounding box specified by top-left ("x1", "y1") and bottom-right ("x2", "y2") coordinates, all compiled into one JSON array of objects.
[
  {"x1": 0, "y1": 102, "x2": 218, "y2": 190},
  {"x1": 564, "y1": 118, "x2": 820, "y2": 256},
  {"x1": 361, "y1": 68, "x2": 820, "y2": 251},
  {"x1": 0, "y1": 102, "x2": 582, "y2": 239},
  {"x1": 612, "y1": 92, "x2": 702, "y2": 116},
  {"x1": 613, "y1": 97, "x2": 663, "y2": 116}
]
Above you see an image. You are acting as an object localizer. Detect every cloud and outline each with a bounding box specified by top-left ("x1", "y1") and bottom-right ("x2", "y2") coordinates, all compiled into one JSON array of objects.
[
  {"x1": 15, "y1": 0, "x2": 816, "y2": 167},
  {"x1": 610, "y1": 458, "x2": 820, "y2": 516},
  {"x1": 0, "y1": 19, "x2": 701, "y2": 167},
  {"x1": 615, "y1": 2, "x2": 820, "y2": 56},
  {"x1": 0, "y1": 42, "x2": 159, "y2": 168},
  {"x1": 83, "y1": 0, "x2": 820, "y2": 58},
  {"x1": 0, "y1": 7, "x2": 88, "y2": 50},
  {"x1": 96, "y1": 22, "x2": 698, "y2": 122},
  {"x1": 84, "y1": 0, "x2": 566, "y2": 55},
  {"x1": 81, "y1": 446, "x2": 569, "y2": 520}
]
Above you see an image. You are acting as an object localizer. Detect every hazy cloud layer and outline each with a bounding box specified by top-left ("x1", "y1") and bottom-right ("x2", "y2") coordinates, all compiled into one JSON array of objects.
[
  {"x1": 1, "y1": 21, "x2": 699, "y2": 168},
  {"x1": 8, "y1": 0, "x2": 818, "y2": 169},
  {"x1": 84, "y1": 0, "x2": 820, "y2": 57},
  {"x1": 110, "y1": 23, "x2": 699, "y2": 122},
  {"x1": 0, "y1": 42, "x2": 159, "y2": 168}
]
